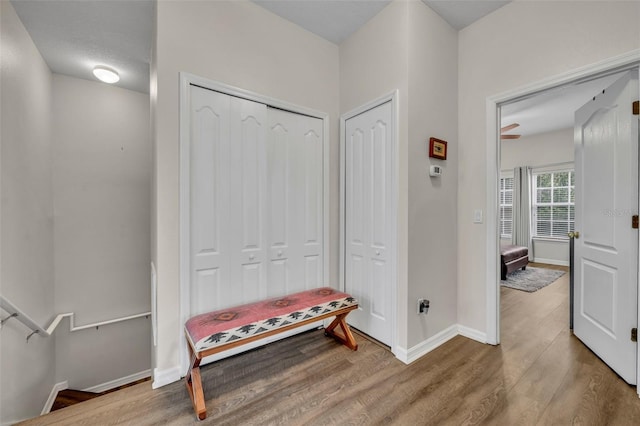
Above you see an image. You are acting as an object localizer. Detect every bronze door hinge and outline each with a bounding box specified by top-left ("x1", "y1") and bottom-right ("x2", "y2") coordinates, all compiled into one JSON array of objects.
[
  {"x1": 634, "y1": 100, "x2": 639, "y2": 115},
  {"x1": 632, "y1": 328, "x2": 637, "y2": 342},
  {"x1": 633, "y1": 215, "x2": 639, "y2": 229}
]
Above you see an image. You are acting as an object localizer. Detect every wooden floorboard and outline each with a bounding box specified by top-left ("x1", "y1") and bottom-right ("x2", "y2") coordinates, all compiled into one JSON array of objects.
[{"x1": 18, "y1": 266, "x2": 640, "y2": 425}]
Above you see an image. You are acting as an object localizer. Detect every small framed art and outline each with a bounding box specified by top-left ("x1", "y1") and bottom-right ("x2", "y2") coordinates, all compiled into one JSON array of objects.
[{"x1": 428, "y1": 137, "x2": 447, "y2": 160}]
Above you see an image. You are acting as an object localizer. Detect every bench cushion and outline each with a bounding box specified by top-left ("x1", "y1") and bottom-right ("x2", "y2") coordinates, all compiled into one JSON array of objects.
[{"x1": 185, "y1": 287, "x2": 357, "y2": 352}]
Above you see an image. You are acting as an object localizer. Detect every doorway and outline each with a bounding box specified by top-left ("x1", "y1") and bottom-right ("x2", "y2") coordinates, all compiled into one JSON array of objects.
[{"x1": 488, "y1": 55, "x2": 640, "y2": 389}]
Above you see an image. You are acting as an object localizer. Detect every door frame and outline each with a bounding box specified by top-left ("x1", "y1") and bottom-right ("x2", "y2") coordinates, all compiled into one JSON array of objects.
[
  {"x1": 178, "y1": 72, "x2": 331, "y2": 375},
  {"x1": 484, "y1": 50, "x2": 640, "y2": 388},
  {"x1": 339, "y1": 91, "x2": 399, "y2": 356}
]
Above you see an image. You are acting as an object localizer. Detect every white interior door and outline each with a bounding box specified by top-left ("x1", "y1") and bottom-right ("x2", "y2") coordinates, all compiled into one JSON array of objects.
[
  {"x1": 188, "y1": 85, "x2": 324, "y2": 317},
  {"x1": 266, "y1": 108, "x2": 324, "y2": 296},
  {"x1": 344, "y1": 101, "x2": 393, "y2": 346},
  {"x1": 190, "y1": 86, "x2": 268, "y2": 314},
  {"x1": 574, "y1": 70, "x2": 639, "y2": 384}
]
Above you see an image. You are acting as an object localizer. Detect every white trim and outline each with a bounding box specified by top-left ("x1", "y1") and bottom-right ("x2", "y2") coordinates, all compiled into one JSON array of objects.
[
  {"x1": 178, "y1": 72, "x2": 332, "y2": 375},
  {"x1": 339, "y1": 90, "x2": 400, "y2": 357},
  {"x1": 457, "y1": 325, "x2": 488, "y2": 344},
  {"x1": 533, "y1": 258, "x2": 569, "y2": 267},
  {"x1": 152, "y1": 366, "x2": 181, "y2": 389},
  {"x1": 82, "y1": 370, "x2": 151, "y2": 394},
  {"x1": 41, "y1": 381, "x2": 68, "y2": 415},
  {"x1": 485, "y1": 50, "x2": 640, "y2": 359},
  {"x1": 531, "y1": 162, "x2": 574, "y2": 174},
  {"x1": 395, "y1": 325, "x2": 458, "y2": 365}
]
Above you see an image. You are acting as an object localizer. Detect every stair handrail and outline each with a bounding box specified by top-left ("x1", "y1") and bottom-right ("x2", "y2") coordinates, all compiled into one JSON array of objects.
[{"x1": 0, "y1": 294, "x2": 150, "y2": 342}]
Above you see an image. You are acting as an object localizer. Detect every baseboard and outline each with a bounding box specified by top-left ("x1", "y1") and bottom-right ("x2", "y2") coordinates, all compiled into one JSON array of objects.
[
  {"x1": 533, "y1": 257, "x2": 569, "y2": 267},
  {"x1": 82, "y1": 370, "x2": 151, "y2": 393},
  {"x1": 457, "y1": 325, "x2": 488, "y2": 344},
  {"x1": 395, "y1": 324, "x2": 458, "y2": 364},
  {"x1": 41, "y1": 380, "x2": 68, "y2": 415},
  {"x1": 152, "y1": 366, "x2": 181, "y2": 389}
]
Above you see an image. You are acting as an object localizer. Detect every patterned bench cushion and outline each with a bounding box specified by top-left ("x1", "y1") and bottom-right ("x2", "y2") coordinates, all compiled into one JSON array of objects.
[{"x1": 185, "y1": 287, "x2": 357, "y2": 352}]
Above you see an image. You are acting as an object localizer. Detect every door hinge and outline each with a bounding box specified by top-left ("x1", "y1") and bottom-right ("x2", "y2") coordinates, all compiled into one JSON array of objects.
[
  {"x1": 634, "y1": 100, "x2": 639, "y2": 115},
  {"x1": 632, "y1": 328, "x2": 638, "y2": 342},
  {"x1": 633, "y1": 215, "x2": 639, "y2": 229}
]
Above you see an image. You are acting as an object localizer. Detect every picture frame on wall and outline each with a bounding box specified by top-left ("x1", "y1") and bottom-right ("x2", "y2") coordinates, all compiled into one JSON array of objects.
[{"x1": 429, "y1": 137, "x2": 447, "y2": 160}]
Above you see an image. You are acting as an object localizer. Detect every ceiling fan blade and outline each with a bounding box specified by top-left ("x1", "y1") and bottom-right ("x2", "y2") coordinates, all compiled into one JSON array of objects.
[
  {"x1": 501, "y1": 134, "x2": 521, "y2": 140},
  {"x1": 500, "y1": 123, "x2": 520, "y2": 133}
]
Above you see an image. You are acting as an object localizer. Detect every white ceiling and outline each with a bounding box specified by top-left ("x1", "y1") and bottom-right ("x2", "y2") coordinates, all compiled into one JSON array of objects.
[
  {"x1": 422, "y1": 0, "x2": 510, "y2": 30},
  {"x1": 11, "y1": 0, "x2": 154, "y2": 93},
  {"x1": 501, "y1": 72, "x2": 625, "y2": 138}
]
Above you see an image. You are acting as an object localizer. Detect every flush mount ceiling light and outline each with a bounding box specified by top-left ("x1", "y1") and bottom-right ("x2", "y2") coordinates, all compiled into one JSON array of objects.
[{"x1": 92, "y1": 66, "x2": 120, "y2": 84}]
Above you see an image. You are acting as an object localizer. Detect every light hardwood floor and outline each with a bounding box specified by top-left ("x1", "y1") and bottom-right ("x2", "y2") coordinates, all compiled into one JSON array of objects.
[{"x1": 19, "y1": 266, "x2": 640, "y2": 425}]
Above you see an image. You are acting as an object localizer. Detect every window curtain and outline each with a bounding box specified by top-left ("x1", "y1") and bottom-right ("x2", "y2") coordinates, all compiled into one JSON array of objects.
[{"x1": 512, "y1": 166, "x2": 534, "y2": 260}]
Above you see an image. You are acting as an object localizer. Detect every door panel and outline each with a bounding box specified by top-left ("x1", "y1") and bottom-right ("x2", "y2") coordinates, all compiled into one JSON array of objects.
[
  {"x1": 574, "y1": 70, "x2": 638, "y2": 384},
  {"x1": 190, "y1": 87, "x2": 231, "y2": 315},
  {"x1": 345, "y1": 101, "x2": 393, "y2": 345},
  {"x1": 266, "y1": 108, "x2": 324, "y2": 293}
]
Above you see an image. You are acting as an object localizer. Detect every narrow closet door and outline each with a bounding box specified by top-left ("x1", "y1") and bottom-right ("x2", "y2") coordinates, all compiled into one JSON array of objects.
[
  {"x1": 189, "y1": 86, "x2": 231, "y2": 315},
  {"x1": 344, "y1": 101, "x2": 393, "y2": 346},
  {"x1": 228, "y1": 97, "x2": 268, "y2": 306},
  {"x1": 266, "y1": 108, "x2": 323, "y2": 296}
]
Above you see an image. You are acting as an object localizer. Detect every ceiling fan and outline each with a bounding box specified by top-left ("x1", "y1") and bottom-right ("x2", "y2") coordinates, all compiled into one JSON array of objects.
[{"x1": 501, "y1": 123, "x2": 521, "y2": 140}]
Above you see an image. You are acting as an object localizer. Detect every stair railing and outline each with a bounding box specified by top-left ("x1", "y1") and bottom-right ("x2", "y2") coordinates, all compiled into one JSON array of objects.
[{"x1": 0, "y1": 294, "x2": 150, "y2": 342}]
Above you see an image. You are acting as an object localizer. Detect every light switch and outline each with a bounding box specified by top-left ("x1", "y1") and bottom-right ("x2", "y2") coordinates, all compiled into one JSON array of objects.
[{"x1": 473, "y1": 209, "x2": 483, "y2": 224}]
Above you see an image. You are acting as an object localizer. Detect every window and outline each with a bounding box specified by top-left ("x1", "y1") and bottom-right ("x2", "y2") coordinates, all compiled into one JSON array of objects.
[
  {"x1": 532, "y1": 170, "x2": 575, "y2": 238},
  {"x1": 499, "y1": 176, "x2": 514, "y2": 238}
]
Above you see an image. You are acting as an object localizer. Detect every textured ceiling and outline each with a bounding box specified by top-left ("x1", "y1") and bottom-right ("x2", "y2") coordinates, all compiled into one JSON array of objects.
[{"x1": 11, "y1": 0, "x2": 154, "y2": 94}]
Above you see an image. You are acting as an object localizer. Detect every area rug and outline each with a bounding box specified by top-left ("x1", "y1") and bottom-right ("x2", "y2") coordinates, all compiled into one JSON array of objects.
[{"x1": 501, "y1": 267, "x2": 566, "y2": 292}]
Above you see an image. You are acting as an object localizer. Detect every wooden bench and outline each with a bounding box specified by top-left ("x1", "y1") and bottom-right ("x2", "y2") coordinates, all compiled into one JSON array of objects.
[{"x1": 184, "y1": 287, "x2": 359, "y2": 420}]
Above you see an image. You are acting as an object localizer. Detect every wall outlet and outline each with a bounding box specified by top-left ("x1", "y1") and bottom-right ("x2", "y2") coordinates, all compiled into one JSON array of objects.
[{"x1": 417, "y1": 299, "x2": 430, "y2": 314}]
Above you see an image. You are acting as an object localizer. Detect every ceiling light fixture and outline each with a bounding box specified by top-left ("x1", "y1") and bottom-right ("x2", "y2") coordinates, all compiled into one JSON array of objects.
[{"x1": 92, "y1": 66, "x2": 120, "y2": 84}]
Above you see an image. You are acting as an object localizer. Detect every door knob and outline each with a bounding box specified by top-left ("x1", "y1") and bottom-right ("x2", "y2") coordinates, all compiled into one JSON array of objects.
[
  {"x1": 375, "y1": 250, "x2": 381, "y2": 256},
  {"x1": 277, "y1": 250, "x2": 283, "y2": 257},
  {"x1": 568, "y1": 231, "x2": 580, "y2": 239},
  {"x1": 249, "y1": 254, "x2": 255, "y2": 260}
]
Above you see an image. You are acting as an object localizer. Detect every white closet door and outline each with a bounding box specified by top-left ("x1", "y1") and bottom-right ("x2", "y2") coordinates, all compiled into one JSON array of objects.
[
  {"x1": 189, "y1": 86, "x2": 268, "y2": 314},
  {"x1": 189, "y1": 86, "x2": 231, "y2": 316},
  {"x1": 266, "y1": 109, "x2": 323, "y2": 296},
  {"x1": 228, "y1": 97, "x2": 268, "y2": 306},
  {"x1": 189, "y1": 85, "x2": 324, "y2": 317},
  {"x1": 344, "y1": 101, "x2": 393, "y2": 346}
]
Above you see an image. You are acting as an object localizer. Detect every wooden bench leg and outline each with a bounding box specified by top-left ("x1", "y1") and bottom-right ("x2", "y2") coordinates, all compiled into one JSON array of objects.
[
  {"x1": 185, "y1": 346, "x2": 207, "y2": 420},
  {"x1": 324, "y1": 313, "x2": 358, "y2": 350}
]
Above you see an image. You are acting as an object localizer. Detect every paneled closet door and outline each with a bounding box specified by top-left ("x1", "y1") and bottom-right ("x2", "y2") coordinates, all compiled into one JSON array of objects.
[
  {"x1": 266, "y1": 109, "x2": 323, "y2": 296},
  {"x1": 189, "y1": 86, "x2": 231, "y2": 316},
  {"x1": 189, "y1": 86, "x2": 268, "y2": 314},
  {"x1": 189, "y1": 84, "x2": 324, "y2": 317},
  {"x1": 344, "y1": 101, "x2": 393, "y2": 346}
]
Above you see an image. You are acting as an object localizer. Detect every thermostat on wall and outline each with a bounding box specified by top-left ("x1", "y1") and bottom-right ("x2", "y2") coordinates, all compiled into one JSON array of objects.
[{"x1": 429, "y1": 165, "x2": 442, "y2": 177}]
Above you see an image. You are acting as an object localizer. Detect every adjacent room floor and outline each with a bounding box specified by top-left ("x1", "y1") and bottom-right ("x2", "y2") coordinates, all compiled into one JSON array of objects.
[{"x1": 20, "y1": 268, "x2": 640, "y2": 425}]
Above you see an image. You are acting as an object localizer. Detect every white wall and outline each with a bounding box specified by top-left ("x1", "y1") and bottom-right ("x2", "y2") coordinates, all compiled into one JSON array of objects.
[
  {"x1": 458, "y1": 1, "x2": 640, "y2": 332},
  {"x1": 406, "y1": 1, "x2": 458, "y2": 348},
  {"x1": 501, "y1": 127, "x2": 573, "y2": 170},
  {"x1": 340, "y1": 0, "x2": 458, "y2": 352},
  {"x1": 0, "y1": 1, "x2": 55, "y2": 423},
  {"x1": 502, "y1": 127, "x2": 574, "y2": 265},
  {"x1": 152, "y1": 0, "x2": 339, "y2": 383},
  {"x1": 51, "y1": 74, "x2": 151, "y2": 389}
]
